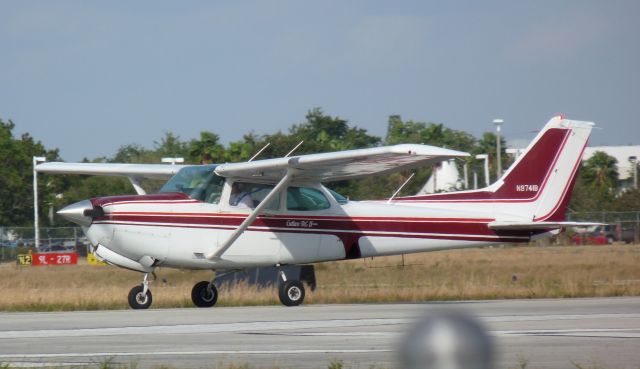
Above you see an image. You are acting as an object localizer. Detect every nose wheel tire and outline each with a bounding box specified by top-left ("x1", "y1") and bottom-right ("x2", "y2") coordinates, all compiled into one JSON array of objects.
[
  {"x1": 191, "y1": 281, "x2": 218, "y2": 307},
  {"x1": 278, "y1": 280, "x2": 305, "y2": 307},
  {"x1": 128, "y1": 285, "x2": 152, "y2": 309}
]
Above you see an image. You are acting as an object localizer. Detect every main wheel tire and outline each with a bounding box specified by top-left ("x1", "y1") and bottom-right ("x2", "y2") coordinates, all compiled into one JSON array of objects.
[
  {"x1": 278, "y1": 280, "x2": 305, "y2": 307},
  {"x1": 191, "y1": 281, "x2": 218, "y2": 307},
  {"x1": 128, "y1": 285, "x2": 152, "y2": 309}
]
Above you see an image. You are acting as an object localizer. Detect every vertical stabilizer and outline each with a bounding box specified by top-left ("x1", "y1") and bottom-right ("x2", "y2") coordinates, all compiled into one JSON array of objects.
[{"x1": 395, "y1": 116, "x2": 594, "y2": 222}]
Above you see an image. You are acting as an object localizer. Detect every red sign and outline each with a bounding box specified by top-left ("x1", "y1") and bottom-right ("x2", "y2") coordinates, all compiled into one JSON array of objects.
[{"x1": 31, "y1": 252, "x2": 78, "y2": 266}]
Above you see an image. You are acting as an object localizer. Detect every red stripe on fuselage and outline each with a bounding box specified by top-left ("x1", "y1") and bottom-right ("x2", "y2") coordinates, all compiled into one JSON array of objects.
[
  {"x1": 93, "y1": 212, "x2": 534, "y2": 242},
  {"x1": 107, "y1": 211, "x2": 494, "y2": 223},
  {"x1": 93, "y1": 220, "x2": 530, "y2": 243}
]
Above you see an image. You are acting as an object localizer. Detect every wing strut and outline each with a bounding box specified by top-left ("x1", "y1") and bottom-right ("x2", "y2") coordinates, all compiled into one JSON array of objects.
[
  {"x1": 206, "y1": 170, "x2": 294, "y2": 260},
  {"x1": 127, "y1": 176, "x2": 146, "y2": 195}
]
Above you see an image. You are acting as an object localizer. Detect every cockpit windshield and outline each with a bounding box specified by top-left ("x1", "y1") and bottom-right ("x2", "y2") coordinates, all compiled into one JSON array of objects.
[{"x1": 159, "y1": 165, "x2": 225, "y2": 203}]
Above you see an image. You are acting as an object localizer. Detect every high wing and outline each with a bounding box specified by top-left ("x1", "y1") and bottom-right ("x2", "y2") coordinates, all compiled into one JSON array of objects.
[
  {"x1": 215, "y1": 144, "x2": 469, "y2": 182},
  {"x1": 36, "y1": 162, "x2": 187, "y2": 178},
  {"x1": 35, "y1": 162, "x2": 189, "y2": 195},
  {"x1": 35, "y1": 144, "x2": 467, "y2": 196}
]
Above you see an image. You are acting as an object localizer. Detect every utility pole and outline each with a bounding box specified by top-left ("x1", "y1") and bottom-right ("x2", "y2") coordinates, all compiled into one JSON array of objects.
[
  {"x1": 33, "y1": 156, "x2": 46, "y2": 249},
  {"x1": 629, "y1": 156, "x2": 638, "y2": 189},
  {"x1": 493, "y1": 119, "x2": 504, "y2": 178}
]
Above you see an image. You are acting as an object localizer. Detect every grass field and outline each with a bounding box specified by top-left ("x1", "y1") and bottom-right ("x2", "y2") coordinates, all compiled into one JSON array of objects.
[{"x1": 1, "y1": 244, "x2": 639, "y2": 311}]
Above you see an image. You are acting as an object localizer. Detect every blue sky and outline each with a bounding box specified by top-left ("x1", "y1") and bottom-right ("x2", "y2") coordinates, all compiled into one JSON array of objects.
[{"x1": 1, "y1": 1, "x2": 638, "y2": 161}]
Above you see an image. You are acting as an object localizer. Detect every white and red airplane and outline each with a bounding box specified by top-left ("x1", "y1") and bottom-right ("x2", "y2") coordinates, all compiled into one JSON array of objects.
[{"x1": 37, "y1": 116, "x2": 594, "y2": 309}]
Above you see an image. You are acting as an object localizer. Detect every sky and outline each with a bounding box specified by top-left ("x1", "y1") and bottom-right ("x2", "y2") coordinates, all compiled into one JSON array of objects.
[{"x1": 1, "y1": 1, "x2": 638, "y2": 161}]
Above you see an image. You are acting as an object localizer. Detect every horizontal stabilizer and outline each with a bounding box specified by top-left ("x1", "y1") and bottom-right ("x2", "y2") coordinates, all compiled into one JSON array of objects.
[{"x1": 488, "y1": 221, "x2": 603, "y2": 230}]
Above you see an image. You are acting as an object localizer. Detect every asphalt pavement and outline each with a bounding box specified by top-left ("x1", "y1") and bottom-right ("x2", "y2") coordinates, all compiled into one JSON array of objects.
[{"x1": 0, "y1": 297, "x2": 639, "y2": 368}]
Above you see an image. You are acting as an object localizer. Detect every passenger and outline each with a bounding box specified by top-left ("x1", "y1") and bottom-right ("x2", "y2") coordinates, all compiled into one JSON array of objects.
[{"x1": 229, "y1": 182, "x2": 253, "y2": 208}]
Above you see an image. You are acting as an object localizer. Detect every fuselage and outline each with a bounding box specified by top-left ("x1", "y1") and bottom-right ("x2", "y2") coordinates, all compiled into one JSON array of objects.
[{"x1": 83, "y1": 184, "x2": 534, "y2": 271}]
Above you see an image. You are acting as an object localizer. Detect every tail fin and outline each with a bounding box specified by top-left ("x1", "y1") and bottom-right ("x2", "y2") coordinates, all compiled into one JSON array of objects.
[{"x1": 397, "y1": 116, "x2": 594, "y2": 222}]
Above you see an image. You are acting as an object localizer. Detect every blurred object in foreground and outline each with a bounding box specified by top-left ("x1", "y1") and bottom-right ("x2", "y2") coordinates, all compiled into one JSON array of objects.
[{"x1": 399, "y1": 310, "x2": 493, "y2": 369}]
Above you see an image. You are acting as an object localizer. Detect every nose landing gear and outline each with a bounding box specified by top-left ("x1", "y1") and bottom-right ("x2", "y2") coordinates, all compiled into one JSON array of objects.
[{"x1": 128, "y1": 273, "x2": 153, "y2": 309}]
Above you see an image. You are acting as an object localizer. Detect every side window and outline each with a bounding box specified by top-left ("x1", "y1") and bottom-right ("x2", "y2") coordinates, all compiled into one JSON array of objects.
[
  {"x1": 229, "y1": 182, "x2": 279, "y2": 210},
  {"x1": 287, "y1": 187, "x2": 331, "y2": 211},
  {"x1": 187, "y1": 172, "x2": 224, "y2": 204},
  {"x1": 202, "y1": 175, "x2": 224, "y2": 204}
]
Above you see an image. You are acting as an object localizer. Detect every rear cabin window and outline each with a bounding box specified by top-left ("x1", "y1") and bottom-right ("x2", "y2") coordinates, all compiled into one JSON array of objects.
[{"x1": 287, "y1": 187, "x2": 331, "y2": 211}]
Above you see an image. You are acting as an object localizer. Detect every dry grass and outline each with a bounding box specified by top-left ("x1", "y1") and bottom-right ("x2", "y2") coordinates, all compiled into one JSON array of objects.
[{"x1": 1, "y1": 245, "x2": 639, "y2": 311}]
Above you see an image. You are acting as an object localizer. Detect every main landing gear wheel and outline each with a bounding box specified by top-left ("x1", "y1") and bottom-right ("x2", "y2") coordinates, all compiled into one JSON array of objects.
[
  {"x1": 279, "y1": 280, "x2": 305, "y2": 307},
  {"x1": 191, "y1": 281, "x2": 218, "y2": 307},
  {"x1": 128, "y1": 285, "x2": 152, "y2": 309}
]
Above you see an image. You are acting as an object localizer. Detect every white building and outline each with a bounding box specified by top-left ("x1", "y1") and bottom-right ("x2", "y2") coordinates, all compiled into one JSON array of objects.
[
  {"x1": 416, "y1": 159, "x2": 463, "y2": 194},
  {"x1": 583, "y1": 146, "x2": 640, "y2": 180}
]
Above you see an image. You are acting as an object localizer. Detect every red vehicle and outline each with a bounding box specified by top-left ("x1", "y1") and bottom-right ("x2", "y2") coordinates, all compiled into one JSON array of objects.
[
  {"x1": 572, "y1": 231, "x2": 609, "y2": 245},
  {"x1": 571, "y1": 224, "x2": 636, "y2": 245}
]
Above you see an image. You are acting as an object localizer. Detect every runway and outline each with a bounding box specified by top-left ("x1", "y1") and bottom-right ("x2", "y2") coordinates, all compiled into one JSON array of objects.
[{"x1": 1, "y1": 297, "x2": 639, "y2": 368}]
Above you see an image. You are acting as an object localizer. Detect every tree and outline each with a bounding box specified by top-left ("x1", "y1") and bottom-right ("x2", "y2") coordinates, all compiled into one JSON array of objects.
[
  {"x1": 569, "y1": 152, "x2": 619, "y2": 213},
  {"x1": 261, "y1": 108, "x2": 380, "y2": 157},
  {"x1": 111, "y1": 143, "x2": 151, "y2": 163},
  {"x1": 154, "y1": 132, "x2": 189, "y2": 160},
  {"x1": 0, "y1": 119, "x2": 61, "y2": 226},
  {"x1": 581, "y1": 151, "x2": 619, "y2": 190},
  {"x1": 612, "y1": 188, "x2": 640, "y2": 211},
  {"x1": 382, "y1": 115, "x2": 478, "y2": 196},
  {"x1": 188, "y1": 131, "x2": 225, "y2": 164},
  {"x1": 224, "y1": 133, "x2": 261, "y2": 163},
  {"x1": 385, "y1": 115, "x2": 475, "y2": 150}
]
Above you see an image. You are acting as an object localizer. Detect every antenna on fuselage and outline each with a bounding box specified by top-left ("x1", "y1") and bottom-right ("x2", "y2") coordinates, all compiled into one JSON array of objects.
[
  {"x1": 284, "y1": 141, "x2": 304, "y2": 158},
  {"x1": 387, "y1": 173, "x2": 415, "y2": 204},
  {"x1": 248, "y1": 143, "x2": 271, "y2": 162}
]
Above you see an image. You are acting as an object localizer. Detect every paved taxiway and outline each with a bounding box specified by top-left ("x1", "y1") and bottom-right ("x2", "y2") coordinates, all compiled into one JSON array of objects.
[{"x1": 0, "y1": 297, "x2": 639, "y2": 368}]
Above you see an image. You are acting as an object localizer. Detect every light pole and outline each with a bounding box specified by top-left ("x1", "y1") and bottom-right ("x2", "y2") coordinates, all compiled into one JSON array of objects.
[
  {"x1": 161, "y1": 157, "x2": 184, "y2": 165},
  {"x1": 33, "y1": 156, "x2": 46, "y2": 249},
  {"x1": 629, "y1": 156, "x2": 638, "y2": 190},
  {"x1": 475, "y1": 154, "x2": 490, "y2": 187},
  {"x1": 493, "y1": 119, "x2": 504, "y2": 178}
]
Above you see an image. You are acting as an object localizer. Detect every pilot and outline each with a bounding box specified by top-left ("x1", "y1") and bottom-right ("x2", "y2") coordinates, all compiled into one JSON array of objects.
[{"x1": 229, "y1": 182, "x2": 253, "y2": 209}]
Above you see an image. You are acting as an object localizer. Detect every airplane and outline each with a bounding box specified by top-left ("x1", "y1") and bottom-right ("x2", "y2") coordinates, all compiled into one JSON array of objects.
[{"x1": 37, "y1": 116, "x2": 595, "y2": 309}]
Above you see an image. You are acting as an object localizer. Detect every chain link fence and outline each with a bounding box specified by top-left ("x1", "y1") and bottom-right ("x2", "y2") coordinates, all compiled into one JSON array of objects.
[
  {"x1": 0, "y1": 226, "x2": 89, "y2": 262},
  {"x1": 567, "y1": 211, "x2": 640, "y2": 244}
]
